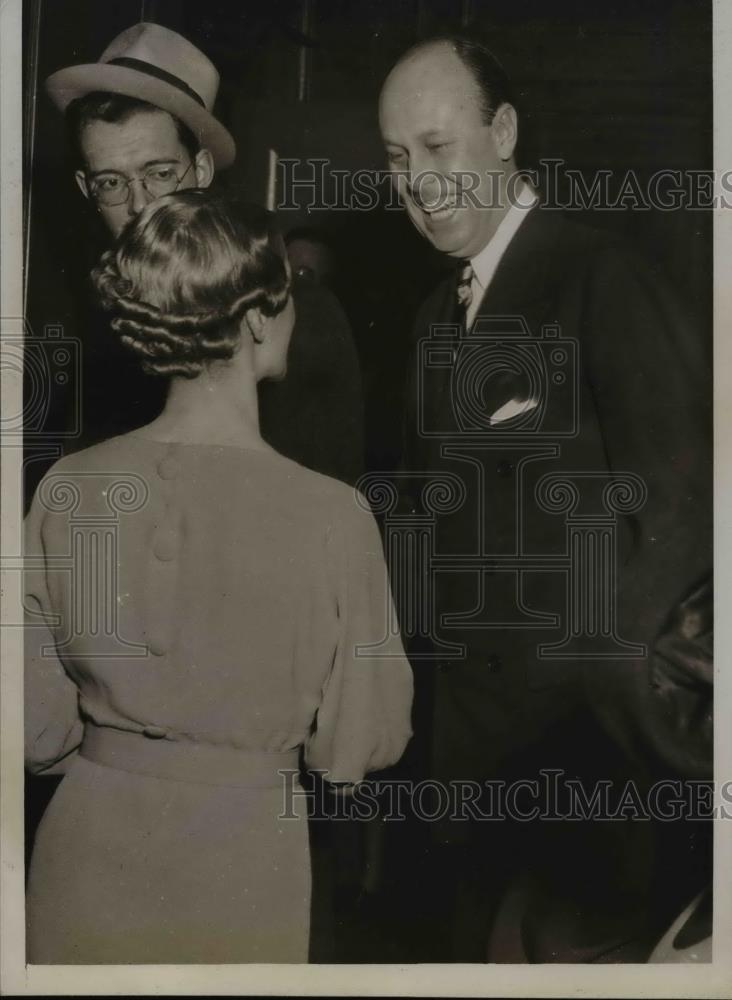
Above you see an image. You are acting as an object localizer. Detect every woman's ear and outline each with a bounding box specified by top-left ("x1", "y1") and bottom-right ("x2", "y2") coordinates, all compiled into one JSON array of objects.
[{"x1": 243, "y1": 306, "x2": 267, "y2": 343}]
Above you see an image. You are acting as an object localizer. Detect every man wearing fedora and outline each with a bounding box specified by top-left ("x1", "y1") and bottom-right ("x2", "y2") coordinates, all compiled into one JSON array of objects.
[{"x1": 44, "y1": 21, "x2": 364, "y2": 486}]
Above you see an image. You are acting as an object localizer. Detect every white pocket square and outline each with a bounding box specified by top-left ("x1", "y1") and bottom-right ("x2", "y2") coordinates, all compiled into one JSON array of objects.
[{"x1": 489, "y1": 396, "x2": 539, "y2": 425}]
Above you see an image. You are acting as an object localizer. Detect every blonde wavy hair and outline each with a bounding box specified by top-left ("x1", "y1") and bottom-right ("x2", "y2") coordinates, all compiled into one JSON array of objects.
[{"x1": 92, "y1": 190, "x2": 290, "y2": 378}]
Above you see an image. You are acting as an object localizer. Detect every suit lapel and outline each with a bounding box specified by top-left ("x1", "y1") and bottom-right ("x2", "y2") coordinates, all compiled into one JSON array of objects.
[
  {"x1": 459, "y1": 209, "x2": 576, "y2": 430},
  {"x1": 419, "y1": 209, "x2": 577, "y2": 460}
]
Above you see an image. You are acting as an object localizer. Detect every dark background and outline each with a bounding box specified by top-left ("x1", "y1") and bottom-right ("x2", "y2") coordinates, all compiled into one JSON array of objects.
[{"x1": 23, "y1": 0, "x2": 713, "y2": 960}]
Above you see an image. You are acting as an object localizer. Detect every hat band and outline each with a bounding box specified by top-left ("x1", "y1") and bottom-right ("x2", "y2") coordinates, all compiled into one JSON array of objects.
[{"x1": 107, "y1": 56, "x2": 206, "y2": 109}]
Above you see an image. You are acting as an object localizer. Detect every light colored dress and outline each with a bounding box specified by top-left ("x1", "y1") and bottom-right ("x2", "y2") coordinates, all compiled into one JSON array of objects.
[{"x1": 24, "y1": 433, "x2": 413, "y2": 964}]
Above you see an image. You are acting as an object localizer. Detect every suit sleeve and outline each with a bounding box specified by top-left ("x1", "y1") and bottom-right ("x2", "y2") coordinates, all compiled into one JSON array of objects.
[
  {"x1": 24, "y1": 489, "x2": 83, "y2": 775},
  {"x1": 305, "y1": 493, "x2": 413, "y2": 783},
  {"x1": 579, "y1": 245, "x2": 712, "y2": 772}
]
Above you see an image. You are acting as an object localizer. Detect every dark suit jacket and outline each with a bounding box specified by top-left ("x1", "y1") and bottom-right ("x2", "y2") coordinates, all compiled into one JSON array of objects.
[{"x1": 401, "y1": 206, "x2": 712, "y2": 787}]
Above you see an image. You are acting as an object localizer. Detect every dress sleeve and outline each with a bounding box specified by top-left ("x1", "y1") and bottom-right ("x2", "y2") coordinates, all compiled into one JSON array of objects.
[
  {"x1": 24, "y1": 489, "x2": 83, "y2": 775},
  {"x1": 305, "y1": 492, "x2": 413, "y2": 783}
]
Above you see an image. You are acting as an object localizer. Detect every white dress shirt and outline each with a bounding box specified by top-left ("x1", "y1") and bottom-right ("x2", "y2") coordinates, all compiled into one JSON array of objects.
[{"x1": 465, "y1": 182, "x2": 539, "y2": 329}]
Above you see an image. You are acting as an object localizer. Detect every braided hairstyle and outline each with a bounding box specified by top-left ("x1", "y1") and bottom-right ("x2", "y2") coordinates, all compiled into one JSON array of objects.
[{"x1": 92, "y1": 189, "x2": 290, "y2": 378}]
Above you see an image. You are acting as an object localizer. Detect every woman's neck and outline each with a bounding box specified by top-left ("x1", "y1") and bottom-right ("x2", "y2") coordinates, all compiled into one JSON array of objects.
[{"x1": 138, "y1": 365, "x2": 268, "y2": 451}]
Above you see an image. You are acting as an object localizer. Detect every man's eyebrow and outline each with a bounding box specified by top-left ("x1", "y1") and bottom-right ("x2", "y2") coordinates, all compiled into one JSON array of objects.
[
  {"x1": 384, "y1": 129, "x2": 450, "y2": 146},
  {"x1": 141, "y1": 157, "x2": 185, "y2": 168},
  {"x1": 88, "y1": 157, "x2": 183, "y2": 176}
]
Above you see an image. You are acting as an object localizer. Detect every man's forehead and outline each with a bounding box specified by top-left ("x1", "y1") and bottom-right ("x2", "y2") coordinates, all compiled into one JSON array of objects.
[
  {"x1": 380, "y1": 48, "x2": 481, "y2": 128},
  {"x1": 80, "y1": 108, "x2": 186, "y2": 170}
]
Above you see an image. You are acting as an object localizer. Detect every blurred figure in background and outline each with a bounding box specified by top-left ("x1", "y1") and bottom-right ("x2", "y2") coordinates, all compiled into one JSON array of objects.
[{"x1": 286, "y1": 227, "x2": 336, "y2": 286}]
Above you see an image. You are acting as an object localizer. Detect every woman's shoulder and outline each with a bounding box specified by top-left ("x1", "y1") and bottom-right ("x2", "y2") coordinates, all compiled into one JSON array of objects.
[
  {"x1": 28, "y1": 433, "x2": 155, "y2": 520},
  {"x1": 268, "y1": 452, "x2": 358, "y2": 507},
  {"x1": 45, "y1": 431, "x2": 152, "y2": 474},
  {"x1": 259, "y1": 453, "x2": 375, "y2": 530},
  {"x1": 36, "y1": 435, "x2": 374, "y2": 529}
]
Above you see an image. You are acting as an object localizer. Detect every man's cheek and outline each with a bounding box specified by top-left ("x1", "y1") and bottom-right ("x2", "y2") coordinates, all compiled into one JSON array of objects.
[
  {"x1": 98, "y1": 206, "x2": 122, "y2": 237},
  {"x1": 390, "y1": 172, "x2": 411, "y2": 205}
]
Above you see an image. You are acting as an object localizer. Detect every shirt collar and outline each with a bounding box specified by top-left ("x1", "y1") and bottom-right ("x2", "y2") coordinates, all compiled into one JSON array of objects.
[{"x1": 470, "y1": 182, "x2": 539, "y2": 294}]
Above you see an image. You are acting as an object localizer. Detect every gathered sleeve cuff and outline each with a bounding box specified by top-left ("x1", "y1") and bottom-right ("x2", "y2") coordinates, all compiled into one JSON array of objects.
[{"x1": 305, "y1": 491, "x2": 413, "y2": 784}]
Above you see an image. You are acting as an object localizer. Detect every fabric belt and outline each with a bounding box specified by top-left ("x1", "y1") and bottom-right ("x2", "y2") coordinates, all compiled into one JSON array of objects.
[{"x1": 79, "y1": 725, "x2": 300, "y2": 788}]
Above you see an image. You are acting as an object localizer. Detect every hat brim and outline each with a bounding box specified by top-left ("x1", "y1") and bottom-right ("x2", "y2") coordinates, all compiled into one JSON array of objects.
[{"x1": 45, "y1": 63, "x2": 236, "y2": 170}]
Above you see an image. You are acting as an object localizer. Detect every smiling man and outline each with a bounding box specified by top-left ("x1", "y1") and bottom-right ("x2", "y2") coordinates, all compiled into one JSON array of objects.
[
  {"x1": 379, "y1": 35, "x2": 711, "y2": 963},
  {"x1": 380, "y1": 37, "x2": 520, "y2": 258}
]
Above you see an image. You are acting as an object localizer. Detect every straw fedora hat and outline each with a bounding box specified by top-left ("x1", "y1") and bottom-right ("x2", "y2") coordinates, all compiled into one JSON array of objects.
[{"x1": 45, "y1": 22, "x2": 236, "y2": 169}]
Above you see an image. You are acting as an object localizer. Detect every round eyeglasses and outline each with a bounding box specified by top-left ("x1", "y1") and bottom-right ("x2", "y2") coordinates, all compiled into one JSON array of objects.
[{"x1": 87, "y1": 160, "x2": 194, "y2": 207}]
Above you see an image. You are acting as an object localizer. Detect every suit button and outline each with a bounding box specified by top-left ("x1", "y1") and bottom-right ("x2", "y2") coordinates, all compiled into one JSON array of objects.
[
  {"x1": 148, "y1": 639, "x2": 167, "y2": 656},
  {"x1": 142, "y1": 725, "x2": 168, "y2": 739},
  {"x1": 486, "y1": 654, "x2": 503, "y2": 674},
  {"x1": 496, "y1": 460, "x2": 514, "y2": 478}
]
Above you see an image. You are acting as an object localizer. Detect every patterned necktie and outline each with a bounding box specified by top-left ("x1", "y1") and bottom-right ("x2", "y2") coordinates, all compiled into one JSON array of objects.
[{"x1": 455, "y1": 260, "x2": 474, "y2": 324}]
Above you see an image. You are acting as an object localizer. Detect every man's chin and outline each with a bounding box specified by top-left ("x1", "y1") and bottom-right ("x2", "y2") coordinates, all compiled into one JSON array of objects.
[
  {"x1": 410, "y1": 213, "x2": 474, "y2": 257},
  {"x1": 420, "y1": 228, "x2": 471, "y2": 258}
]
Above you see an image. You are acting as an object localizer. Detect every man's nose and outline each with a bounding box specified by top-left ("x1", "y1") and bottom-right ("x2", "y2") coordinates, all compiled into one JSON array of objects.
[
  {"x1": 127, "y1": 177, "x2": 153, "y2": 216},
  {"x1": 408, "y1": 167, "x2": 448, "y2": 209}
]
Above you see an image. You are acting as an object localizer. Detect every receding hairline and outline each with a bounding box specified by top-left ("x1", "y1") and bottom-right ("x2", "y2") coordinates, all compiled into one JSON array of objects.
[
  {"x1": 382, "y1": 38, "x2": 467, "y2": 90},
  {"x1": 379, "y1": 39, "x2": 489, "y2": 127}
]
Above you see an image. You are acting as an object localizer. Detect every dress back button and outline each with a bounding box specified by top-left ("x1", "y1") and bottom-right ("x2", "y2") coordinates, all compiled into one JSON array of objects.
[
  {"x1": 157, "y1": 456, "x2": 180, "y2": 480},
  {"x1": 152, "y1": 533, "x2": 178, "y2": 561}
]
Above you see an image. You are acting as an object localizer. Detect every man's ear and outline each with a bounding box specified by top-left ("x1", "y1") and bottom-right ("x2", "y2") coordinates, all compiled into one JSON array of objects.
[
  {"x1": 75, "y1": 169, "x2": 91, "y2": 200},
  {"x1": 195, "y1": 148, "x2": 215, "y2": 189},
  {"x1": 491, "y1": 103, "x2": 518, "y2": 162},
  {"x1": 243, "y1": 306, "x2": 266, "y2": 343}
]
